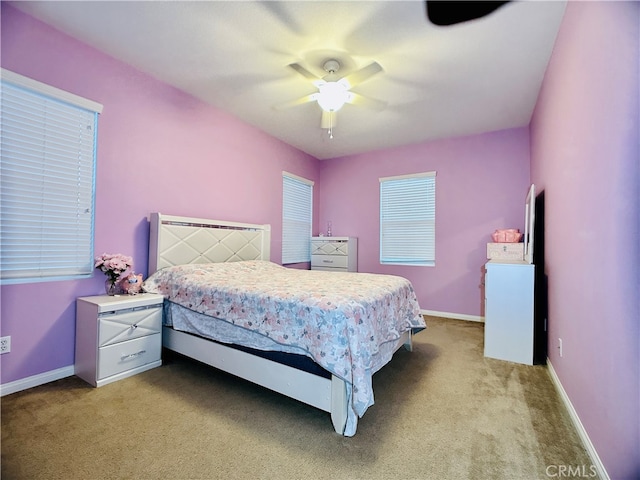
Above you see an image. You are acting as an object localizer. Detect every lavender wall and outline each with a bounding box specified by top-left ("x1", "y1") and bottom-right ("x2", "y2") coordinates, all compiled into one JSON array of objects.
[
  {"x1": 0, "y1": 5, "x2": 319, "y2": 385},
  {"x1": 318, "y1": 129, "x2": 531, "y2": 316},
  {"x1": 3, "y1": 3, "x2": 638, "y2": 475},
  {"x1": 0, "y1": 3, "x2": 532, "y2": 390},
  {"x1": 530, "y1": 2, "x2": 639, "y2": 478}
]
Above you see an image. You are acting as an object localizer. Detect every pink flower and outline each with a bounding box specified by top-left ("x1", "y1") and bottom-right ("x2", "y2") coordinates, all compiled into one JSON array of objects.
[{"x1": 95, "y1": 253, "x2": 133, "y2": 283}]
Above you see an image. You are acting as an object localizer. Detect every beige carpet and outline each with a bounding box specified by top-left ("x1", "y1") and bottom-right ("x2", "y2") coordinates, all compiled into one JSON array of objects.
[{"x1": 1, "y1": 317, "x2": 594, "y2": 480}]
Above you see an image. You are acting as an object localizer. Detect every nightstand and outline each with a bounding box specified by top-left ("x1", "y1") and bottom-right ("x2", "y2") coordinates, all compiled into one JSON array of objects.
[
  {"x1": 75, "y1": 293, "x2": 164, "y2": 387},
  {"x1": 311, "y1": 237, "x2": 358, "y2": 272}
]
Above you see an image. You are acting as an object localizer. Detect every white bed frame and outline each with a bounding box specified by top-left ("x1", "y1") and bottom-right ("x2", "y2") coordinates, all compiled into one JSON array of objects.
[{"x1": 148, "y1": 212, "x2": 411, "y2": 435}]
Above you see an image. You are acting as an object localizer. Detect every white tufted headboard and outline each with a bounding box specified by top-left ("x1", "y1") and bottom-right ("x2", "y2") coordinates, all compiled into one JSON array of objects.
[{"x1": 147, "y1": 212, "x2": 271, "y2": 275}]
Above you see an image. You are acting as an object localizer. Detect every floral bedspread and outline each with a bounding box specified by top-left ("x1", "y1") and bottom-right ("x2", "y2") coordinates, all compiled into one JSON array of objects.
[{"x1": 143, "y1": 260, "x2": 425, "y2": 435}]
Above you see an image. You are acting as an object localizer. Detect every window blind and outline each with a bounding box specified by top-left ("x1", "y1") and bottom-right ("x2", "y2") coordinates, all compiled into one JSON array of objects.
[
  {"x1": 380, "y1": 171, "x2": 436, "y2": 266},
  {"x1": 282, "y1": 172, "x2": 313, "y2": 264},
  {"x1": 1, "y1": 69, "x2": 102, "y2": 283}
]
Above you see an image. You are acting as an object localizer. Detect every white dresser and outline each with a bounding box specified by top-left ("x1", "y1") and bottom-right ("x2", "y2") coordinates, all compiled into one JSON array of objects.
[
  {"x1": 484, "y1": 260, "x2": 535, "y2": 365},
  {"x1": 311, "y1": 237, "x2": 358, "y2": 272},
  {"x1": 75, "y1": 293, "x2": 164, "y2": 387}
]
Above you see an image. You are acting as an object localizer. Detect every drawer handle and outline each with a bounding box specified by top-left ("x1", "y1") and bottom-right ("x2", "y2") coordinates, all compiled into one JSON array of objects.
[
  {"x1": 121, "y1": 350, "x2": 146, "y2": 361},
  {"x1": 323, "y1": 259, "x2": 334, "y2": 264}
]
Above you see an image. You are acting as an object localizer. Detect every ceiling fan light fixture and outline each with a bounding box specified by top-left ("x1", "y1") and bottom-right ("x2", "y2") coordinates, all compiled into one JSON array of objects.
[{"x1": 316, "y1": 81, "x2": 351, "y2": 112}]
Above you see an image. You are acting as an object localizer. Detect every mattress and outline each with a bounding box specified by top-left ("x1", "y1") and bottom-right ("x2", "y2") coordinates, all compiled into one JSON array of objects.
[{"x1": 165, "y1": 301, "x2": 332, "y2": 378}]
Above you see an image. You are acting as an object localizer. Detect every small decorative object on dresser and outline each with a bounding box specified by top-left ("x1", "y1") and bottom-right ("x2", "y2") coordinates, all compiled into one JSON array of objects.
[
  {"x1": 75, "y1": 293, "x2": 164, "y2": 387},
  {"x1": 94, "y1": 253, "x2": 133, "y2": 295},
  {"x1": 491, "y1": 228, "x2": 523, "y2": 243},
  {"x1": 311, "y1": 237, "x2": 358, "y2": 272},
  {"x1": 118, "y1": 273, "x2": 144, "y2": 295}
]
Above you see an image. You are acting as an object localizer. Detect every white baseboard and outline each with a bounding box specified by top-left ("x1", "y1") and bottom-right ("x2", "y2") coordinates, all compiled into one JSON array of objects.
[
  {"x1": 0, "y1": 365, "x2": 74, "y2": 397},
  {"x1": 546, "y1": 360, "x2": 609, "y2": 480},
  {"x1": 421, "y1": 309, "x2": 484, "y2": 323}
]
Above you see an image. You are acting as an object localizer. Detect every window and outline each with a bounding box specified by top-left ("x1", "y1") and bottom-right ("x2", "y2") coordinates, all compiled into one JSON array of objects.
[
  {"x1": 282, "y1": 172, "x2": 313, "y2": 264},
  {"x1": 380, "y1": 171, "x2": 436, "y2": 266},
  {"x1": 1, "y1": 69, "x2": 103, "y2": 284}
]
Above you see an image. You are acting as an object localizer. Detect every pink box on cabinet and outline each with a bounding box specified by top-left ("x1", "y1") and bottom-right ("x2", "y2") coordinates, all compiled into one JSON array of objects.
[
  {"x1": 487, "y1": 243, "x2": 524, "y2": 261},
  {"x1": 491, "y1": 229, "x2": 523, "y2": 243}
]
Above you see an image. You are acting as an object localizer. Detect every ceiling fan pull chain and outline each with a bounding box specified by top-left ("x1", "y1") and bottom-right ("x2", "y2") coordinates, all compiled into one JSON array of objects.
[{"x1": 329, "y1": 111, "x2": 334, "y2": 139}]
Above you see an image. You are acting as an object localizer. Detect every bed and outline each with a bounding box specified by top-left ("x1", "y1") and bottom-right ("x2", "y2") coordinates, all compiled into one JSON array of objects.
[{"x1": 143, "y1": 212, "x2": 425, "y2": 436}]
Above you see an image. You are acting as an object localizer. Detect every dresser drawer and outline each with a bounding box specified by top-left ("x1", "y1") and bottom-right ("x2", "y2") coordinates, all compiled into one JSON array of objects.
[
  {"x1": 311, "y1": 254, "x2": 349, "y2": 269},
  {"x1": 312, "y1": 266, "x2": 348, "y2": 272},
  {"x1": 311, "y1": 241, "x2": 349, "y2": 256},
  {"x1": 98, "y1": 334, "x2": 161, "y2": 380},
  {"x1": 98, "y1": 305, "x2": 162, "y2": 347}
]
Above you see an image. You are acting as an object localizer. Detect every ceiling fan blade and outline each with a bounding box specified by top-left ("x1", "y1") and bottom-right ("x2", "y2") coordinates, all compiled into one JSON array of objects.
[
  {"x1": 288, "y1": 62, "x2": 321, "y2": 81},
  {"x1": 340, "y1": 62, "x2": 383, "y2": 89},
  {"x1": 347, "y1": 93, "x2": 387, "y2": 111},
  {"x1": 273, "y1": 93, "x2": 317, "y2": 110},
  {"x1": 321, "y1": 110, "x2": 336, "y2": 129},
  {"x1": 425, "y1": 1, "x2": 510, "y2": 26}
]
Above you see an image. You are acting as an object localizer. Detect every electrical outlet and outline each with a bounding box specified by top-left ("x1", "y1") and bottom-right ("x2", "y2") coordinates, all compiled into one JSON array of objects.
[
  {"x1": 0, "y1": 336, "x2": 11, "y2": 354},
  {"x1": 558, "y1": 338, "x2": 563, "y2": 358}
]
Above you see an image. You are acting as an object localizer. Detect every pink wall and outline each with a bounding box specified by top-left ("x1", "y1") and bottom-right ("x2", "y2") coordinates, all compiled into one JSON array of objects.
[
  {"x1": 0, "y1": 4, "x2": 319, "y2": 384},
  {"x1": 1, "y1": 3, "x2": 532, "y2": 389},
  {"x1": 318, "y1": 129, "x2": 531, "y2": 316},
  {"x1": 530, "y1": 2, "x2": 639, "y2": 478},
  {"x1": 3, "y1": 3, "x2": 638, "y2": 475}
]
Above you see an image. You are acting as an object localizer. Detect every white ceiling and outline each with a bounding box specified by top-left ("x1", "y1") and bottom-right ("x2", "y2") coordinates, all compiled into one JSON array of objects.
[{"x1": 10, "y1": 1, "x2": 567, "y2": 160}]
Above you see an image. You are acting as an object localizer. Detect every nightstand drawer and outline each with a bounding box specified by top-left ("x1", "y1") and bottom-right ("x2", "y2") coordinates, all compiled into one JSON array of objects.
[
  {"x1": 99, "y1": 305, "x2": 162, "y2": 347},
  {"x1": 311, "y1": 254, "x2": 349, "y2": 269},
  {"x1": 98, "y1": 334, "x2": 161, "y2": 380}
]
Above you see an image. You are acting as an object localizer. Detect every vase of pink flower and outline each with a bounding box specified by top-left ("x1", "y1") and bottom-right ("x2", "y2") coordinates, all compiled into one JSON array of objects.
[{"x1": 94, "y1": 253, "x2": 133, "y2": 295}]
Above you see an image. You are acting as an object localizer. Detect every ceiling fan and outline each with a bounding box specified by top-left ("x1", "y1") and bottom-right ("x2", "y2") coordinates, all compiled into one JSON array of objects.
[
  {"x1": 276, "y1": 59, "x2": 386, "y2": 138},
  {"x1": 425, "y1": 1, "x2": 510, "y2": 25}
]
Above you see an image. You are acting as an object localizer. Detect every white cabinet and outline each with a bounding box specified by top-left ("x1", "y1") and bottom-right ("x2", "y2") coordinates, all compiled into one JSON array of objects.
[
  {"x1": 484, "y1": 260, "x2": 535, "y2": 365},
  {"x1": 311, "y1": 237, "x2": 358, "y2": 272},
  {"x1": 75, "y1": 293, "x2": 164, "y2": 387}
]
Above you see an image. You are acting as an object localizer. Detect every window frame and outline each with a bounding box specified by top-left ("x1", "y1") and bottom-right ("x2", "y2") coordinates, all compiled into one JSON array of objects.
[
  {"x1": 379, "y1": 171, "x2": 436, "y2": 267},
  {"x1": 1, "y1": 69, "x2": 103, "y2": 284}
]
